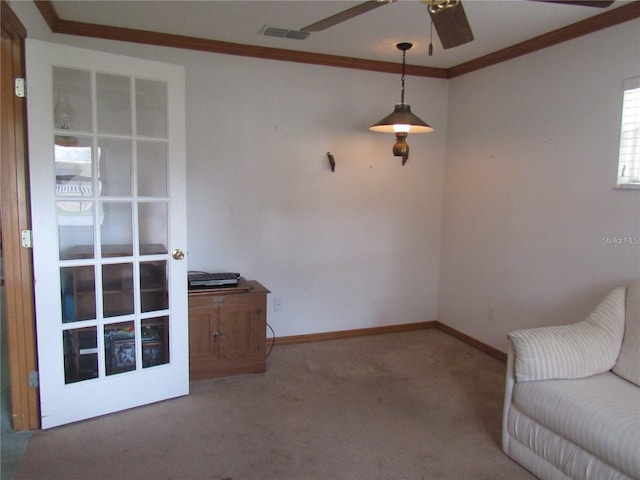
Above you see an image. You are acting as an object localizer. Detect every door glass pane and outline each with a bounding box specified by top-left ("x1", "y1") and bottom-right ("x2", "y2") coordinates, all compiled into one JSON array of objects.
[
  {"x1": 102, "y1": 263, "x2": 134, "y2": 317},
  {"x1": 136, "y1": 79, "x2": 167, "y2": 139},
  {"x1": 53, "y1": 67, "x2": 92, "y2": 133},
  {"x1": 57, "y1": 201, "x2": 95, "y2": 260},
  {"x1": 97, "y1": 73, "x2": 131, "y2": 136},
  {"x1": 63, "y1": 327, "x2": 98, "y2": 384},
  {"x1": 54, "y1": 137, "x2": 92, "y2": 187},
  {"x1": 61, "y1": 265, "x2": 96, "y2": 322},
  {"x1": 142, "y1": 317, "x2": 169, "y2": 368},
  {"x1": 138, "y1": 202, "x2": 168, "y2": 254},
  {"x1": 137, "y1": 141, "x2": 167, "y2": 197},
  {"x1": 99, "y1": 138, "x2": 132, "y2": 196},
  {"x1": 141, "y1": 260, "x2": 168, "y2": 312},
  {"x1": 104, "y1": 322, "x2": 136, "y2": 376},
  {"x1": 100, "y1": 203, "x2": 133, "y2": 257}
]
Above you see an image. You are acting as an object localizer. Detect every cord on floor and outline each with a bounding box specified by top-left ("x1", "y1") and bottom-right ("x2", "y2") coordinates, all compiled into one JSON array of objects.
[{"x1": 266, "y1": 323, "x2": 275, "y2": 357}]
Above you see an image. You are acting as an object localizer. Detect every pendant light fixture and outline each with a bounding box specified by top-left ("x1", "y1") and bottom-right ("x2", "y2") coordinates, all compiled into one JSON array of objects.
[
  {"x1": 369, "y1": 42, "x2": 433, "y2": 165},
  {"x1": 54, "y1": 95, "x2": 79, "y2": 147}
]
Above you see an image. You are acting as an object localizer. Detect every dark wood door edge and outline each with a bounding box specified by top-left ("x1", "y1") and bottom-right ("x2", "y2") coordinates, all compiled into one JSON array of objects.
[{"x1": 1, "y1": 0, "x2": 40, "y2": 431}]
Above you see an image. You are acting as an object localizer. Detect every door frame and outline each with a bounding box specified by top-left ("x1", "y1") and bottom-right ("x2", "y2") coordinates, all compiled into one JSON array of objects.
[{"x1": 0, "y1": 0, "x2": 40, "y2": 431}]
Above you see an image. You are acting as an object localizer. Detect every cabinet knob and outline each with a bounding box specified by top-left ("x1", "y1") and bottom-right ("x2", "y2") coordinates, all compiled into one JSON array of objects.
[{"x1": 212, "y1": 331, "x2": 222, "y2": 341}]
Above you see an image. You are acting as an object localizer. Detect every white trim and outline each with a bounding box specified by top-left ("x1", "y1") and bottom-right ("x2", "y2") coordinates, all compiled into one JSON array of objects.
[{"x1": 616, "y1": 77, "x2": 640, "y2": 189}]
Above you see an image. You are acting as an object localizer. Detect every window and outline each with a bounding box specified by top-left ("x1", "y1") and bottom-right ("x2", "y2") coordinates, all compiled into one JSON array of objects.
[{"x1": 617, "y1": 77, "x2": 640, "y2": 189}]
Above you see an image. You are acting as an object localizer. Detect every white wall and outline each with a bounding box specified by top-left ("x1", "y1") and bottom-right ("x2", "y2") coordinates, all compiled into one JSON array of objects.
[
  {"x1": 12, "y1": 1, "x2": 447, "y2": 338},
  {"x1": 180, "y1": 53, "x2": 447, "y2": 337},
  {"x1": 439, "y1": 19, "x2": 640, "y2": 351}
]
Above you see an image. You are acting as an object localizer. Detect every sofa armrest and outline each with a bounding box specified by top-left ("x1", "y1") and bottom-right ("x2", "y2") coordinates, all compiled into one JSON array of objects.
[{"x1": 507, "y1": 286, "x2": 626, "y2": 382}]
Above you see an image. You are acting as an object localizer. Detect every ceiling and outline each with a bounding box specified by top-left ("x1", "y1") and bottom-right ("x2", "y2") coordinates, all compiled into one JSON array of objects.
[{"x1": 49, "y1": 0, "x2": 637, "y2": 69}]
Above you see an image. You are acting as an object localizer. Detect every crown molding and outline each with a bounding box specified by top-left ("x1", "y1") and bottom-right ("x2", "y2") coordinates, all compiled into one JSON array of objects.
[
  {"x1": 33, "y1": 0, "x2": 446, "y2": 78},
  {"x1": 34, "y1": 0, "x2": 640, "y2": 79},
  {"x1": 2, "y1": 0, "x2": 27, "y2": 37},
  {"x1": 448, "y1": 0, "x2": 640, "y2": 77}
]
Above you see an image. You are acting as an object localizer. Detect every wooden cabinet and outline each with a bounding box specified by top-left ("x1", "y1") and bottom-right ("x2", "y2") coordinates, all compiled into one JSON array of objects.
[{"x1": 188, "y1": 279, "x2": 269, "y2": 379}]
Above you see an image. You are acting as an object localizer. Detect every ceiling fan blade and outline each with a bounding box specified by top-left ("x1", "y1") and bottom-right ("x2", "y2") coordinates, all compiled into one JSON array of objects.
[
  {"x1": 428, "y1": 1, "x2": 474, "y2": 49},
  {"x1": 301, "y1": 0, "x2": 395, "y2": 33},
  {"x1": 530, "y1": 0, "x2": 615, "y2": 7}
]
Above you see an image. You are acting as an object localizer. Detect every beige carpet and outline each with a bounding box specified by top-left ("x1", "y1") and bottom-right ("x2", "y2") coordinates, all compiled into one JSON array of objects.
[{"x1": 16, "y1": 329, "x2": 534, "y2": 480}]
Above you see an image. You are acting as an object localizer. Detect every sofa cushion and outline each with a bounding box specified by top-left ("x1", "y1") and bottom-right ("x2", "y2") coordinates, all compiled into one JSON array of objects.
[
  {"x1": 614, "y1": 282, "x2": 640, "y2": 386},
  {"x1": 508, "y1": 287, "x2": 626, "y2": 381},
  {"x1": 513, "y1": 372, "x2": 640, "y2": 479}
]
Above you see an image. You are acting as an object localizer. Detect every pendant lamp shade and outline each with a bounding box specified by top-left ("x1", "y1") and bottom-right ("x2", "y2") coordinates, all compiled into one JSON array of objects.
[
  {"x1": 369, "y1": 42, "x2": 433, "y2": 164},
  {"x1": 369, "y1": 104, "x2": 434, "y2": 134}
]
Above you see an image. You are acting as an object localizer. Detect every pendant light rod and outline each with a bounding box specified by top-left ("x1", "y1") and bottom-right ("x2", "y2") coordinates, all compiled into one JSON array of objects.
[{"x1": 397, "y1": 42, "x2": 412, "y2": 105}]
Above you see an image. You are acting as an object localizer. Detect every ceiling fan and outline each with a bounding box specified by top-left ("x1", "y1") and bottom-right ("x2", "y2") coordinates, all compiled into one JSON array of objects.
[{"x1": 300, "y1": 0, "x2": 616, "y2": 51}]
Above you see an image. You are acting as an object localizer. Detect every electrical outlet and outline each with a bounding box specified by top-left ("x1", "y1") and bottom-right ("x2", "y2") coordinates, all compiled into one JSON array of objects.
[{"x1": 274, "y1": 298, "x2": 283, "y2": 312}]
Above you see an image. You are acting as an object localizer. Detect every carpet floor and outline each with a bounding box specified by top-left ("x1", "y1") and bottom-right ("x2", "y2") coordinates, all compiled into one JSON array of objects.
[{"x1": 15, "y1": 328, "x2": 534, "y2": 480}]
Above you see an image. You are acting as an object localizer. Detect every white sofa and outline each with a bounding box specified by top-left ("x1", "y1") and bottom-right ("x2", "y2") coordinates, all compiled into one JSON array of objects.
[{"x1": 502, "y1": 282, "x2": 640, "y2": 480}]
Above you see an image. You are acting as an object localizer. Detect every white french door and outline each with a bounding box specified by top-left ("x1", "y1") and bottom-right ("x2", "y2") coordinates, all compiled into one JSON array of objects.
[{"x1": 26, "y1": 40, "x2": 189, "y2": 429}]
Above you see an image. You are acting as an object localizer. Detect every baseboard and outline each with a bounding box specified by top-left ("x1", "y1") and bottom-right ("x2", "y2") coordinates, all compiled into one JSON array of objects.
[
  {"x1": 273, "y1": 321, "x2": 437, "y2": 346},
  {"x1": 434, "y1": 322, "x2": 507, "y2": 362},
  {"x1": 272, "y1": 320, "x2": 508, "y2": 363}
]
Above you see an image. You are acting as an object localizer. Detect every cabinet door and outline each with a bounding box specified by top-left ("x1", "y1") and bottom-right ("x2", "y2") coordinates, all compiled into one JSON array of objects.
[
  {"x1": 218, "y1": 297, "x2": 264, "y2": 362},
  {"x1": 26, "y1": 40, "x2": 188, "y2": 428},
  {"x1": 188, "y1": 309, "x2": 217, "y2": 361}
]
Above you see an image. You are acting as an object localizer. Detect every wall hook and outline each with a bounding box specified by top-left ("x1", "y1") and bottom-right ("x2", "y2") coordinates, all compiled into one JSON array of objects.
[{"x1": 327, "y1": 152, "x2": 336, "y2": 172}]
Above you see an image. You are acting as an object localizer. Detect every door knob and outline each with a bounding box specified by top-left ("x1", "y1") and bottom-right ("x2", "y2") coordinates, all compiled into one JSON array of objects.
[
  {"x1": 172, "y1": 248, "x2": 185, "y2": 260},
  {"x1": 212, "y1": 331, "x2": 223, "y2": 341}
]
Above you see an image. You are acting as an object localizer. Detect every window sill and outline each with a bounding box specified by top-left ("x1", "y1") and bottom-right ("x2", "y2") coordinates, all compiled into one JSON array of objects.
[{"x1": 614, "y1": 184, "x2": 640, "y2": 191}]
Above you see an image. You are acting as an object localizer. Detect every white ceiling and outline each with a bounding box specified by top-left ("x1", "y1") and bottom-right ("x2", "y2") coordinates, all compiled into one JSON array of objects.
[{"x1": 50, "y1": 0, "x2": 635, "y2": 69}]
